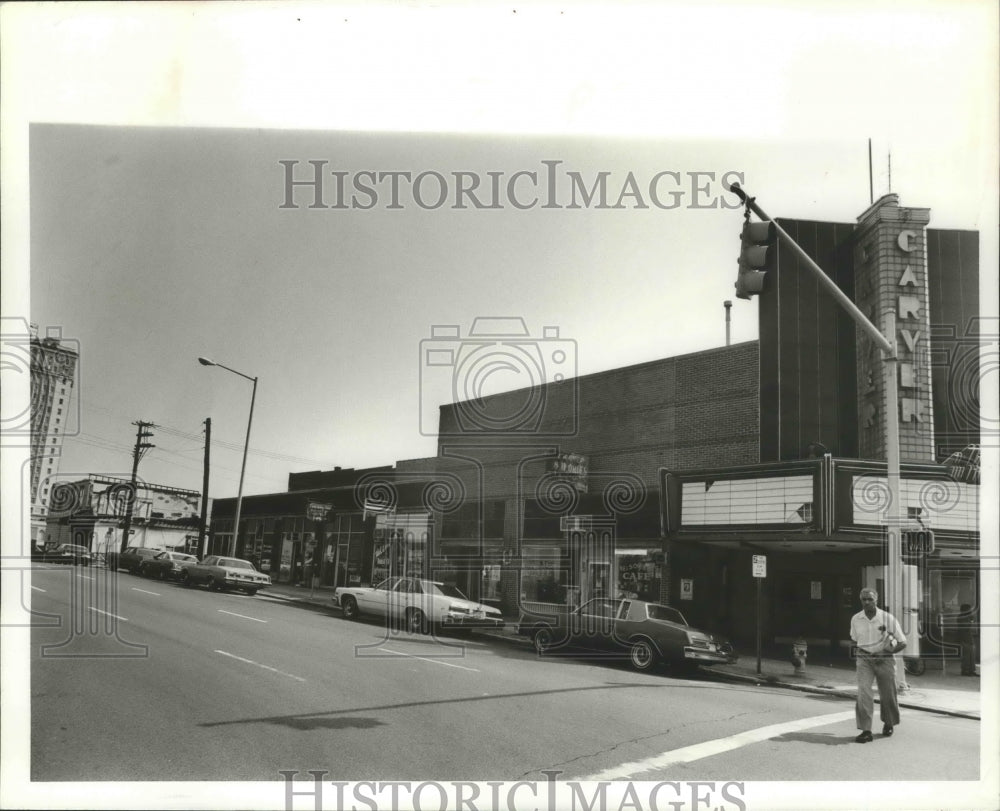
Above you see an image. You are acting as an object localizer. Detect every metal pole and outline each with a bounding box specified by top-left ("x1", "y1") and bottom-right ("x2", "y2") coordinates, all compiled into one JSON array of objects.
[
  {"x1": 726, "y1": 183, "x2": 893, "y2": 355},
  {"x1": 231, "y1": 375, "x2": 257, "y2": 558},
  {"x1": 883, "y1": 312, "x2": 907, "y2": 691},
  {"x1": 198, "y1": 358, "x2": 257, "y2": 559},
  {"x1": 724, "y1": 300, "x2": 732, "y2": 346},
  {"x1": 199, "y1": 417, "x2": 211, "y2": 558},
  {"x1": 756, "y1": 577, "x2": 762, "y2": 676}
]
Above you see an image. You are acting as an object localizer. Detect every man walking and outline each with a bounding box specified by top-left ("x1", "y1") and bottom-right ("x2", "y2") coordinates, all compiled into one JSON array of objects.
[{"x1": 850, "y1": 587, "x2": 906, "y2": 743}]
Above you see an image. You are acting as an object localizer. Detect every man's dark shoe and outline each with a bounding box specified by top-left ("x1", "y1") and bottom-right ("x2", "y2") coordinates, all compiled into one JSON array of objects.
[
  {"x1": 882, "y1": 724, "x2": 894, "y2": 737},
  {"x1": 855, "y1": 731, "x2": 874, "y2": 743}
]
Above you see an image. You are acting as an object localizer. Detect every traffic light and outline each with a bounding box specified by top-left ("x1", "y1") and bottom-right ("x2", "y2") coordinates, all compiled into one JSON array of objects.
[{"x1": 735, "y1": 219, "x2": 775, "y2": 300}]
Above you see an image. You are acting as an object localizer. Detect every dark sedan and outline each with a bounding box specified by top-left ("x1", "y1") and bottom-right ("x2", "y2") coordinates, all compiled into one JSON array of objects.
[
  {"x1": 41, "y1": 543, "x2": 93, "y2": 566},
  {"x1": 138, "y1": 551, "x2": 199, "y2": 580},
  {"x1": 517, "y1": 597, "x2": 738, "y2": 673},
  {"x1": 105, "y1": 546, "x2": 161, "y2": 574}
]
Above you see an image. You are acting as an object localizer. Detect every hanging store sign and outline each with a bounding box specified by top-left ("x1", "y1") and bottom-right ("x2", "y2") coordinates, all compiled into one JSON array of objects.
[
  {"x1": 306, "y1": 502, "x2": 333, "y2": 522},
  {"x1": 548, "y1": 452, "x2": 589, "y2": 493}
]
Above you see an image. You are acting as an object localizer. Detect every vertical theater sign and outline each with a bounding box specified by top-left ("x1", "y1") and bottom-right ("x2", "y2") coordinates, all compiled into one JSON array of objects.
[{"x1": 855, "y1": 195, "x2": 935, "y2": 463}]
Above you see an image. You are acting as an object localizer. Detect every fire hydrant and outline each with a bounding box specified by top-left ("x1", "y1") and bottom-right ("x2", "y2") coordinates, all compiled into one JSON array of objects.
[{"x1": 791, "y1": 639, "x2": 808, "y2": 674}]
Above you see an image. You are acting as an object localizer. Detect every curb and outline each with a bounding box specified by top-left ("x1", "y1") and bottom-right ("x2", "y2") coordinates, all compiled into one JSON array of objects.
[{"x1": 703, "y1": 668, "x2": 981, "y2": 721}]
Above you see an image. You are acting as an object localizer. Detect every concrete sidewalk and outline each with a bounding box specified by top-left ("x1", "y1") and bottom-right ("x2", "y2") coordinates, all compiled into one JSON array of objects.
[
  {"x1": 261, "y1": 582, "x2": 980, "y2": 720},
  {"x1": 699, "y1": 654, "x2": 980, "y2": 720}
]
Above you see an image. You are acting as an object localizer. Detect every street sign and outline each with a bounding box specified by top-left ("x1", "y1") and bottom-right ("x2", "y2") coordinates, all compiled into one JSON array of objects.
[{"x1": 752, "y1": 554, "x2": 767, "y2": 578}]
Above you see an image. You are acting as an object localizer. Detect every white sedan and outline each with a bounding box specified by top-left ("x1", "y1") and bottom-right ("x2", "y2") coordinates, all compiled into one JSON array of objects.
[{"x1": 333, "y1": 576, "x2": 504, "y2": 634}]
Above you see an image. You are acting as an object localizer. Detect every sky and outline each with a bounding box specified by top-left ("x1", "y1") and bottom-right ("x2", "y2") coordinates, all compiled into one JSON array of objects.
[
  {"x1": 2, "y1": 1, "x2": 998, "y2": 808},
  {"x1": 4, "y1": 1, "x2": 997, "y2": 506}
]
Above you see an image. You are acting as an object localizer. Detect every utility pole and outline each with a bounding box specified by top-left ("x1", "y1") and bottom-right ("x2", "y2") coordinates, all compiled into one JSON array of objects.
[
  {"x1": 199, "y1": 417, "x2": 211, "y2": 558},
  {"x1": 119, "y1": 421, "x2": 155, "y2": 554}
]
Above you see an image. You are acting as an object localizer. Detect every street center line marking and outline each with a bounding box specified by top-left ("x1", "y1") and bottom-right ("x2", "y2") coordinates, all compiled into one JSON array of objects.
[
  {"x1": 575, "y1": 710, "x2": 855, "y2": 781},
  {"x1": 377, "y1": 646, "x2": 479, "y2": 672},
  {"x1": 218, "y1": 609, "x2": 267, "y2": 623},
  {"x1": 76, "y1": 573, "x2": 95, "y2": 580},
  {"x1": 31, "y1": 586, "x2": 46, "y2": 592},
  {"x1": 131, "y1": 587, "x2": 160, "y2": 596},
  {"x1": 214, "y1": 649, "x2": 306, "y2": 682},
  {"x1": 89, "y1": 607, "x2": 128, "y2": 622}
]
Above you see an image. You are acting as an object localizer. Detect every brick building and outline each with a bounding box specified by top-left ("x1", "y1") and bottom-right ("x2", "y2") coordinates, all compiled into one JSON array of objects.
[{"x1": 29, "y1": 329, "x2": 79, "y2": 547}]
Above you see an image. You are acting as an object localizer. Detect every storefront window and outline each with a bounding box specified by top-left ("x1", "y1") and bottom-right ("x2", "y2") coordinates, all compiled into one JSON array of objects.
[
  {"x1": 372, "y1": 513, "x2": 430, "y2": 584},
  {"x1": 616, "y1": 551, "x2": 662, "y2": 602},
  {"x1": 481, "y1": 559, "x2": 502, "y2": 602},
  {"x1": 520, "y1": 545, "x2": 568, "y2": 605},
  {"x1": 326, "y1": 513, "x2": 365, "y2": 587}
]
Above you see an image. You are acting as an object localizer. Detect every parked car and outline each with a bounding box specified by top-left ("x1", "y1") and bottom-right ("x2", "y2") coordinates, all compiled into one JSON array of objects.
[
  {"x1": 516, "y1": 597, "x2": 738, "y2": 673},
  {"x1": 139, "y1": 551, "x2": 199, "y2": 581},
  {"x1": 106, "y1": 546, "x2": 162, "y2": 574},
  {"x1": 332, "y1": 576, "x2": 505, "y2": 634},
  {"x1": 180, "y1": 555, "x2": 270, "y2": 595},
  {"x1": 41, "y1": 543, "x2": 93, "y2": 566}
]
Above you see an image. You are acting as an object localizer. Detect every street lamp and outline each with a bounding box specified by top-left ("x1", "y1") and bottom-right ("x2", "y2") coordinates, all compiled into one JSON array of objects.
[{"x1": 198, "y1": 356, "x2": 258, "y2": 558}]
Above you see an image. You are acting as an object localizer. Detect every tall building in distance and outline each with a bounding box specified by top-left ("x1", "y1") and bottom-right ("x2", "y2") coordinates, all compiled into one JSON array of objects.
[{"x1": 30, "y1": 326, "x2": 79, "y2": 546}]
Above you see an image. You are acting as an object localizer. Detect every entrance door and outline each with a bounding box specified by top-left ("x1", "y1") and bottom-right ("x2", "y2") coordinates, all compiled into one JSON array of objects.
[{"x1": 773, "y1": 574, "x2": 838, "y2": 658}]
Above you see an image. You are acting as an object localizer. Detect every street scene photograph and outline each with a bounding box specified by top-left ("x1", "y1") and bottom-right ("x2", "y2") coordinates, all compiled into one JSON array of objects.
[{"x1": 1, "y1": 3, "x2": 997, "y2": 811}]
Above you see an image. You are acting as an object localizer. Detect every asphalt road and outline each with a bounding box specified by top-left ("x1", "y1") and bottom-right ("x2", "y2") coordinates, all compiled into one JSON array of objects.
[{"x1": 27, "y1": 563, "x2": 979, "y2": 786}]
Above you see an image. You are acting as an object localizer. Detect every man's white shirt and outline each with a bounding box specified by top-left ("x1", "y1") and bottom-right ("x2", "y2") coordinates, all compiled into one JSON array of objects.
[{"x1": 850, "y1": 607, "x2": 906, "y2": 654}]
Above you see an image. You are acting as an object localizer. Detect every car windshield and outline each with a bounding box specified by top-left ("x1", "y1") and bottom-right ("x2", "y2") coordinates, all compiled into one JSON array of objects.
[
  {"x1": 429, "y1": 582, "x2": 469, "y2": 600},
  {"x1": 646, "y1": 604, "x2": 687, "y2": 625},
  {"x1": 169, "y1": 553, "x2": 197, "y2": 562}
]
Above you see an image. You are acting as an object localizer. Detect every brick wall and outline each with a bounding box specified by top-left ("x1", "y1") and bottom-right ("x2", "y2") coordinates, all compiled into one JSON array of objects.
[{"x1": 436, "y1": 340, "x2": 760, "y2": 493}]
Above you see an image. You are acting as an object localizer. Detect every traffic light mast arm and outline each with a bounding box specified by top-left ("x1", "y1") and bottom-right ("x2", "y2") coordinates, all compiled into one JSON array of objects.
[
  {"x1": 728, "y1": 181, "x2": 912, "y2": 660},
  {"x1": 727, "y1": 182, "x2": 893, "y2": 356}
]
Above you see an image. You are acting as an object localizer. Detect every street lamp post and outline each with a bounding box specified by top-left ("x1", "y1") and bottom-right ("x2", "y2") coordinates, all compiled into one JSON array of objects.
[{"x1": 198, "y1": 357, "x2": 258, "y2": 558}]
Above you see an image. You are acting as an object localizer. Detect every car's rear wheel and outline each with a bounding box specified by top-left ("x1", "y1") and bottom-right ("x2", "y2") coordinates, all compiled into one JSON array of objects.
[
  {"x1": 406, "y1": 608, "x2": 430, "y2": 635},
  {"x1": 245, "y1": 588, "x2": 258, "y2": 596},
  {"x1": 341, "y1": 596, "x2": 360, "y2": 620},
  {"x1": 533, "y1": 626, "x2": 554, "y2": 655},
  {"x1": 137, "y1": 564, "x2": 147, "y2": 578},
  {"x1": 628, "y1": 637, "x2": 658, "y2": 672},
  {"x1": 181, "y1": 571, "x2": 193, "y2": 587},
  {"x1": 206, "y1": 576, "x2": 218, "y2": 591}
]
